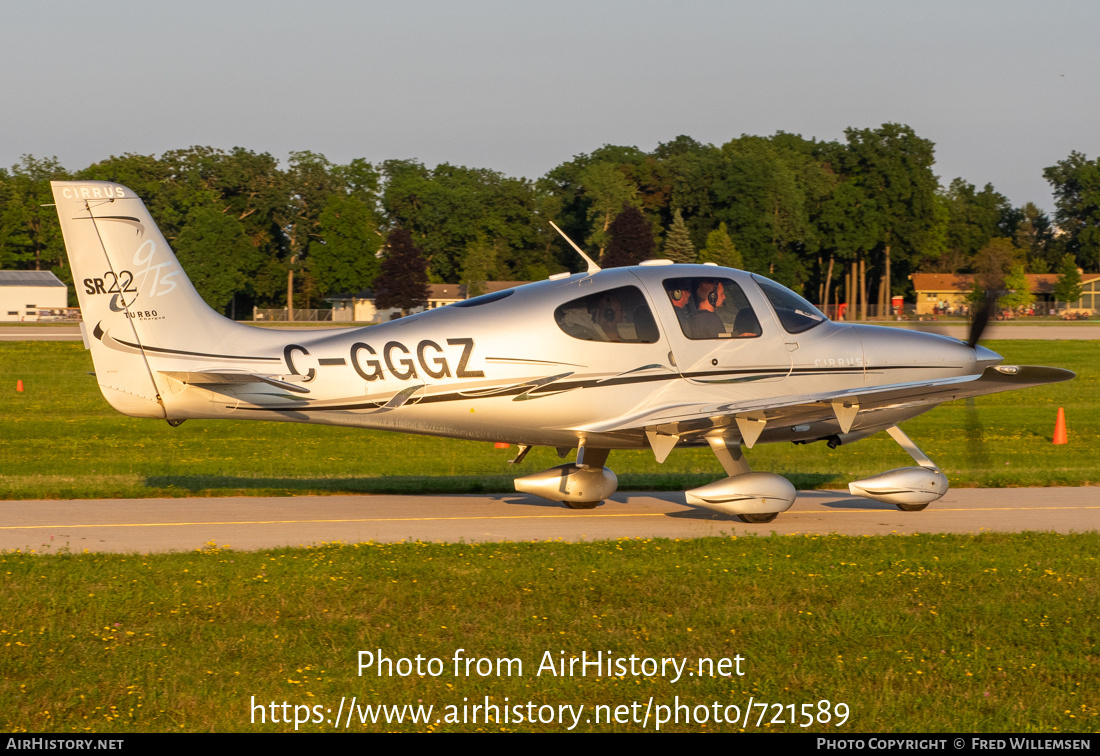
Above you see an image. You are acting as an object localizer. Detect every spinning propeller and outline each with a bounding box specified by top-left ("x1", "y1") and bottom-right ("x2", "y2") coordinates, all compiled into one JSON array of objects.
[
  {"x1": 966, "y1": 288, "x2": 999, "y2": 349},
  {"x1": 964, "y1": 287, "x2": 1002, "y2": 472}
]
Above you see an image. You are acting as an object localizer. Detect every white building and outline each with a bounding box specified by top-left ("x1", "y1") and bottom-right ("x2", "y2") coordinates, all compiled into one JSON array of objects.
[{"x1": 0, "y1": 271, "x2": 70, "y2": 322}]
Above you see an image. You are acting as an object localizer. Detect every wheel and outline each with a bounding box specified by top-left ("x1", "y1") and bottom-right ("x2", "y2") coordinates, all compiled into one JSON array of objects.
[
  {"x1": 736, "y1": 512, "x2": 778, "y2": 524},
  {"x1": 564, "y1": 500, "x2": 600, "y2": 510},
  {"x1": 894, "y1": 501, "x2": 930, "y2": 512}
]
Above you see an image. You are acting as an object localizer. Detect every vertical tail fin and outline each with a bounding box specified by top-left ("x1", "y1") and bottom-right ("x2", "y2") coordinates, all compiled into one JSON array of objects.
[{"x1": 51, "y1": 180, "x2": 244, "y2": 417}]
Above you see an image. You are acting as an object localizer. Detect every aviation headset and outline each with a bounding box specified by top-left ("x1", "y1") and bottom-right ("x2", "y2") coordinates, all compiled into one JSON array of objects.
[
  {"x1": 590, "y1": 295, "x2": 617, "y2": 323},
  {"x1": 695, "y1": 280, "x2": 721, "y2": 308}
]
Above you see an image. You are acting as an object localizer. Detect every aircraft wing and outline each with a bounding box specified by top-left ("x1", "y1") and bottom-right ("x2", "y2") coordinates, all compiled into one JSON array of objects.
[{"x1": 578, "y1": 365, "x2": 1075, "y2": 438}]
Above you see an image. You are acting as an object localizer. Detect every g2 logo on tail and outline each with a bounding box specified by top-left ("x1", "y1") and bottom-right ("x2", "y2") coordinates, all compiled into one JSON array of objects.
[{"x1": 133, "y1": 240, "x2": 179, "y2": 297}]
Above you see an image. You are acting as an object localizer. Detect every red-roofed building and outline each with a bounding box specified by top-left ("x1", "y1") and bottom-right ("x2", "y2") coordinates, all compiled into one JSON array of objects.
[{"x1": 910, "y1": 272, "x2": 1100, "y2": 315}]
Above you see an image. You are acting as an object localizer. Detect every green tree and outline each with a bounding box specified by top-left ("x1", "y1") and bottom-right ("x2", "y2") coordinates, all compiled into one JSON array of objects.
[
  {"x1": 282, "y1": 151, "x2": 347, "y2": 309},
  {"x1": 160, "y1": 146, "x2": 291, "y2": 307},
  {"x1": 699, "y1": 222, "x2": 742, "y2": 269},
  {"x1": 374, "y1": 228, "x2": 429, "y2": 317},
  {"x1": 941, "y1": 178, "x2": 1010, "y2": 267},
  {"x1": 815, "y1": 179, "x2": 881, "y2": 313},
  {"x1": 1010, "y1": 202, "x2": 1059, "y2": 273},
  {"x1": 1000, "y1": 263, "x2": 1034, "y2": 310},
  {"x1": 713, "y1": 135, "x2": 808, "y2": 280},
  {"x1": 382, "y1": 160, "x2": 538, "y2": 282},
  {"x1": 0, "y1": 167, "x2": 33, "y2": 271},
  {"x1": 0, "y1": 156, "x2": 71, "y2": 273},
  {"x1": 602, "y1": 206, "x2": 653, "y2": 268},
  {"x1": 1053, "y1": 254, "x2": 1083, "y2": 304},
  {"x1": 662, "y1": 208, "x2": 695, "y2": 263},
  {"x1": 459, "y1": 235, "x2": 501, "y2": 298},
  {"x1": 1044, "y1": 151, "x2": 1100, "y2": 269},
  {"x1": 334, "y1": 157, "x2": 382, "y2": 200},
  {"x1": 578, "y1": 161, "x2": 640, "y2": 255},
  {"x1": 842, "y1": 124, "x2": 939, "y2": 307},
  {"x1": 284, "y1": 151, "x2": 345, "y2": 255},
  {"x1": 173, "y1": 208, "x2": 257, "y2": 314},
  {"x1": 661, "y1": 139, "x2": 725, "y2": 248},
  {"x1": 968, "y1": 237, "x2": 1020, "y2": 307},
  {"x1": 522, "y1": 190, "x2": 566, "y2": 281},
  {"x1": 307, "y1": 193, "x2": 382, "y2": 298}
]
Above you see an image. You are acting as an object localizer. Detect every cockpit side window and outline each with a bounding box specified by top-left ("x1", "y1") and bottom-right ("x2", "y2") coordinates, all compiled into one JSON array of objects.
[
  {"x1": 662, "y1": 277, "x2": 761, "y2": 340},
  {"x1": 554, "y1": 286, "x2": 660, "y2": 343},
  {"x1": 751, "y1": 275, "x2": 827, "y2": 334}
]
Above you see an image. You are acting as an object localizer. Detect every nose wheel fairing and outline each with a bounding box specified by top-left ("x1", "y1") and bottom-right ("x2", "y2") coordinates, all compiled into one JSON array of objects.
[{"x1": 847, "y1": 424, "x2": 949, "y2": 510}]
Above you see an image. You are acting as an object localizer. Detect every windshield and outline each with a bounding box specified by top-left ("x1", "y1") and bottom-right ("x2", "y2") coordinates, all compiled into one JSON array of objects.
[{"x1": 751, "y1": 275, "x2": 827, "y2": 334}]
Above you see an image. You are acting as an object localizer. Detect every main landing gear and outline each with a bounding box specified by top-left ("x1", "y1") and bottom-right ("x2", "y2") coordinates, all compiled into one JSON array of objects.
[
  {"x1": 684, "y1": 436, "x2": 797, "y2": 523},
  {"x1": 847, "y1": 425, "x2": 949, "y2": 511}
]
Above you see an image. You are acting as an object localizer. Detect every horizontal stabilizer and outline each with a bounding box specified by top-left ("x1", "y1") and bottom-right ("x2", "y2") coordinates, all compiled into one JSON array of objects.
[{"x1": 159, "y1": 370, "x2": 311, "y2": 394}]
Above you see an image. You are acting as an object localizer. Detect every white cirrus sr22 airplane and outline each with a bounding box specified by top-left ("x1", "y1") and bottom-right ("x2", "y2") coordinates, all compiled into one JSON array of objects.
[{"x1": 51, "y1": 180, "x2": 1074, "y2": 523}]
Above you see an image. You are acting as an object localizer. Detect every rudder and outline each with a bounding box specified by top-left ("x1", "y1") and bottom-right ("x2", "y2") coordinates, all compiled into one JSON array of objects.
[{"x1": 51, "y1": 180, "x2": 242, "y2": 418}]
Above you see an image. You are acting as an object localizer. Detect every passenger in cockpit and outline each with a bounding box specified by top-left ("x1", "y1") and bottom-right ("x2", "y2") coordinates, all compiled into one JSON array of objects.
[{"x1": 689, "y1": 280, "x2": 725, "y2": 339}]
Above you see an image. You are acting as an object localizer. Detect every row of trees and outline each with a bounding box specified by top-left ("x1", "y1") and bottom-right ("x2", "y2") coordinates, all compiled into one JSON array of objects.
[{"x1": 1, "y1": 126, "x2": 1097, "y2": 314}]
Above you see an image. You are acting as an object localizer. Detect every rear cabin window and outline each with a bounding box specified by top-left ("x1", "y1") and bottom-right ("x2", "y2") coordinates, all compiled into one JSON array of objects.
[
  {"x1": 554, "y1": 286, "x2": 660, "y2": 343},
  {"x1": 661, "y1": 277, "x2": 762, "y2": 340}
]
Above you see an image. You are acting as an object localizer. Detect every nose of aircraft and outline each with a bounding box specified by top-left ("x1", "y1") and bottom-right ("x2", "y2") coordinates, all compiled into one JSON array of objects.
[
  {"x1": 853, "y1": 325, "x2": 1001, "y2": 377},
  {"x1": 974, "y1": 343, "x2": 1002, "y2": 370}
]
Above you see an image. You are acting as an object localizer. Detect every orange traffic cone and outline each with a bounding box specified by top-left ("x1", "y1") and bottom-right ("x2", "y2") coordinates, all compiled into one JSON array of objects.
[
  {"x1": 16, "y1": 380, "x2": 23, "y2": 392},
  {"x1": 1053, "y1": 407, "x2": 1068, "y2": 445}
]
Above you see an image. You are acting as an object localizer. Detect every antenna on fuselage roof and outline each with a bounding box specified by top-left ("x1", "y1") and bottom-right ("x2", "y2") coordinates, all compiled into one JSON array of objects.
[{"x1": 549, "y1": 220, "x2": 601, "y2": 274}]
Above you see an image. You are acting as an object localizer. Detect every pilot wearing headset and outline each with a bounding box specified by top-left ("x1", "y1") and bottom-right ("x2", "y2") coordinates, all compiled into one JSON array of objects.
[{"x1": 688, "y1": 279, "x2": 725, "y2": 338}]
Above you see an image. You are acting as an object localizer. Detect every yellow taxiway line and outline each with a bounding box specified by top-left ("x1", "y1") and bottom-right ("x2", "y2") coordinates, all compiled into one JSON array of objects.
[{"x1": 1, "y1": 505, "x2": 1097, "y2": 530}]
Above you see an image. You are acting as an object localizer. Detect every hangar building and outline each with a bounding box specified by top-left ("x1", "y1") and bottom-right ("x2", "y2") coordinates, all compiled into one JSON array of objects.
[{"x1": 0, "y1": 270, "x2": 70, "y2": 321}]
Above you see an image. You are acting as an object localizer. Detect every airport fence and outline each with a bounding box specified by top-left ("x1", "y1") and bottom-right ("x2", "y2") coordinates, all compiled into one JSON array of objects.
[{"x1": 252, "y1": 308, "x2": 334, "y2": 322}]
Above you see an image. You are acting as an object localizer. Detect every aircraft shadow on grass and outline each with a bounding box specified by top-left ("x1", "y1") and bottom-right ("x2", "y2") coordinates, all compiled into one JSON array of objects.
[{"x1": 143, "y1": 474, "x2": 515, "y2": 495}]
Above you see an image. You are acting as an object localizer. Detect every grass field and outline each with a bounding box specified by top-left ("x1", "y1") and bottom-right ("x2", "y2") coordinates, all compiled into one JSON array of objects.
[
  {"x1": 1, "y1": 340, "x2": 1097, "y2": 734},
  {"x1": 0, "y1": 340, "x2": 1095, "y2": 499},
  {"x1": 0, "y1": 533, "x2": 1096, "y2": 733}
]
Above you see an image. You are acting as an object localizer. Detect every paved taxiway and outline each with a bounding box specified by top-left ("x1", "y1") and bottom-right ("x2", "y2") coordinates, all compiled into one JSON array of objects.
[
  {"x1": 1, "y1": 487, "x2": 1094, "y2": 553},
  {"x1": 0, "y1": 326, "x2": 85, "y2": 341}
]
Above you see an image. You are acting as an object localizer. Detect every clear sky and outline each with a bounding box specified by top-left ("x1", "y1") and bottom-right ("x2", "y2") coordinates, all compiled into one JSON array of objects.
[{"x1": 3, "y1": 1, "x2": 1097, "y2": 212}]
